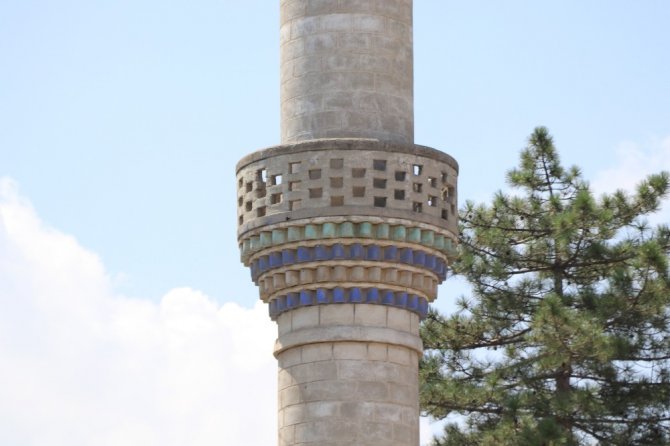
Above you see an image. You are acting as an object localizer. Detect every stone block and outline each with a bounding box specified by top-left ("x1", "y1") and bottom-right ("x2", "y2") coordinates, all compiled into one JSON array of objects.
[
  {"x1": 354, "y1": 304, "x2": 386, "y2": 327},
  {"x1": 278, "y1": 424, "x2": 295, "y2": 446},
  {"x1": 367, "y1": 343, "x2": 387, "y2": 361},
  {"x1": 333, "y1": 341, "x2": 367, "y2": 360},
  {"x1": 277, "y1": 311, "x2": 292, "y2": 336},
  {"x1": 278, "y1": 346, "x2": 302, "y2": 368},
  {"x1": 303, "y1": 400, "x2": 341, "y2": 420},
  {"x1": 359, "y1": 421, "x2": 394, "y2": 442},
  {"x1": 356, "y1": 381, "x2": 389, "y2": 401},
  {"x1": 295, "y1": 419, "x2": 357, "y2": 443},
  {"x1": 393, "y1": 422, "x2": 416, "y2": 444},
  {"x1": 279, "y1": 384, "x2": 302, "y2": 407},
  {"x1": 281, "y1": 39, "x2": 305, "y2": 62},
  {"x1": 302, "y1": 380, "x2": 357, "y2": 401},
  {"x1": 282, "y1": 404, "x2": 305, "y2": 426},
  {"x1": 289, "y1": 361, "x2": 338, "y2": 383},
  {"x1": 291, "y1": 15, "x2": 321, "y2": 38},
  {"x1": 338, "y1": 359, "x2": 399, "y2": 382},
  {"x1": 340, "y1": 0, "x2": 375, "y2": 13},
  {"x1": 291, "y1": 306, "x2": 319, "y2": 330},
  {"x1": 305, "y1": 0, "x2": 336, "y2": 16},
  {"x1": 353, "y1": 14, "x2": 386, "y2": 33},
  {"x1": 304, "y1": 33, "x2": 338, "y2": 55},
  {"x1": 280, "y1": 0, "x2": 307, "y2": 24},
  {"x1": 372, "y1": 402, "x2": 404, "y2": 423},
  {"x1": 409, "y1": 312, "x2": 420, "y2": 334},
  {"x1": 320, "y1": 303, "x2": 354, "y2": 325},
  {"x1": 278, "y1": 368, "x2": 297, "y2": 390},
  {"x1": 387, "y1": 345, "x2": 411, "y2": 365},
  {"x1": 301, "y1": 343, "x2": 333, "y2": 362},
  {"x1": 387, "y1": 307, "x2": 411, "y2": 332},
  {"x1": 321, "y1": 13, "x2": 353, "y2": 32}
]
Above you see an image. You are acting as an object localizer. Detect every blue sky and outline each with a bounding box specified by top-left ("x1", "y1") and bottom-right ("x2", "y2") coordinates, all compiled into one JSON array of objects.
[
  {"x1": 2, "y1": 1, "x2": 669, "y2": 304},
  {"x1": 1, "y1": 1, "x2": 669, "y2": 444}
]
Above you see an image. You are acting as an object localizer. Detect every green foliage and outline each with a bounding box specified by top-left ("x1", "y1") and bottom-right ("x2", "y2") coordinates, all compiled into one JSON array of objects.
[{"x1": 421, "y1": 127, "x2": 670, "y2": 445}]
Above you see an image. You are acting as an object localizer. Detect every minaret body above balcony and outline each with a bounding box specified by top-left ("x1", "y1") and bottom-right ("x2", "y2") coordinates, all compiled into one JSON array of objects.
[{"x1": 280, "y1": 0, "x2": 414, "y2": 144}]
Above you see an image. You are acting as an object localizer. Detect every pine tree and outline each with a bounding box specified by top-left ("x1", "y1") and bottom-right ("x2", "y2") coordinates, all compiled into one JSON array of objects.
[{"x1": 420, "y1": 127, "x2": 670, "y2": 445}]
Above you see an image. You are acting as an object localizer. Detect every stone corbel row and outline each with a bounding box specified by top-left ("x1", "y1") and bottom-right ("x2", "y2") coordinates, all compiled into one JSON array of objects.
[
  {"x1": 248, "y1": 243, "x2": 447, "y2": 284},
  {"x1": 258, "y1": 262, "x2": 438, "y2": 302},
  {"x1": 268, "y1": 287, "x2": 430, "y2": 320},
  {"x1": 238, "y1": 218, "x2": 457, "y2": 264}
]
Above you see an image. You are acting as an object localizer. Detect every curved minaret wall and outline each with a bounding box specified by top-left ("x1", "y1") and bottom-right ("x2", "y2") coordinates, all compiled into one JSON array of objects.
[
  {"x1": 236, "y1": 1, "x2": 458, "y2": 444},
  {"x1": 280, "y1": 0, "x2": 413, "y2": 144}
]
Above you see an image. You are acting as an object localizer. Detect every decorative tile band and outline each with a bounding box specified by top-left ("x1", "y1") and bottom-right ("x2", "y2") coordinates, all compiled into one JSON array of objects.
[
  {"x1": 268, "y1": 287, "x2": 430, "y2": 320},
  {"x1": 258, "y1": 265, "x2": 438, "y2": 302},
  {"x1": 239, "y1": 219, "x2": 457, "y2": 264},
  {"x1": 249, "y1": 243, "x2": 447, "y2": 283}
]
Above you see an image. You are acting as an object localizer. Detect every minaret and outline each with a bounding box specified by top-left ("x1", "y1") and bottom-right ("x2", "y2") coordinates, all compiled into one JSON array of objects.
[{"x1": 236, "y1": 1, "x2": 458, "y2": 444}]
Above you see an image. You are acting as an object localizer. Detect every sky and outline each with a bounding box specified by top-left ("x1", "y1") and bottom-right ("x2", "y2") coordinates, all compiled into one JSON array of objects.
[{"x1": 1, "y1": 1, "x2": 669, "y2": 444}]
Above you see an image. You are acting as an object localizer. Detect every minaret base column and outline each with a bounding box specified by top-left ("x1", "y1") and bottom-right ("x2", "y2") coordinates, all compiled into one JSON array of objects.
[{"x1": 275, "y1": 304, "x2": 421, "y2": 446}]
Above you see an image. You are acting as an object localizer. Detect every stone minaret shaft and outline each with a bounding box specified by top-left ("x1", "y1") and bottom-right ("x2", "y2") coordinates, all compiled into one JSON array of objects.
[{"x1": 236, "y1": 1, "x2": 458, "y2": 444}]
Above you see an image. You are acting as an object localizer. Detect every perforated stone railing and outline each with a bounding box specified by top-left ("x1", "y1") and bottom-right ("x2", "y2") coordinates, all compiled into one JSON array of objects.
[{"x1": 236, "y1": 139, "x2": 458, "y2": 233}]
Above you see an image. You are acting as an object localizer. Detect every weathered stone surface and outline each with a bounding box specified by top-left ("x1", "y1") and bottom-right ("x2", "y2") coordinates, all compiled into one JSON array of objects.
[
  {"x1": 275, "y1": 305, "x2": 421, "y2": 445},
  {"x1": 280, "y1": 1, "x2": 414, "y2": 144}
]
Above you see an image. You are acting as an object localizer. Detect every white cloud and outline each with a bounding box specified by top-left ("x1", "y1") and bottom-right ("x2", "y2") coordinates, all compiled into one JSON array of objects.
[
  {"x1": 591, "y1": 136, "x2": 670, "y2": 224},
  {"x1": 0, "y1": 177, "x2": 442, "y2": 445},
  {"x1": 0, "y1": 177, "x2": 277, "y2": 445},
  {"x1": 592, "y1": 136, "x2": 670, "y2": 193}
]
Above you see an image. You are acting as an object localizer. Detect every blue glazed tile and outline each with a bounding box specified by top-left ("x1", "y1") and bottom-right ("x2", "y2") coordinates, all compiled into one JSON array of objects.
[
  {"x1": 413, "y1": 250, "x2": 425, "y2": 266},
  {"x1": 437, "y1": 260, "x2": 447, "y2": 279},
  {"x1": 384, "y1": 245, "x2": 398, "y2": 261},
  {"x1": 382, "y1": 290, "x2": 395, "y2": 305},
  {"x1": 350, "y1": 287, "x2": 363, "y2": 302},
  {"x1": 425, "y1": 254, "x2": 436, "y2": 270},
  {"x1": 297, "y1": 247, "x2": 311, "y2": 263},
  {"x1": 332, "y1": 244, "x2": 346, "y2": 259},
  {"x1": 316, "y1": 288, "x2": 329, "y2": 304},
  {"x1": 407, "y1": 294, "x2": 419, "y2": 311},
  {"x1": 399, "y1": 248, "x2": 413, "y2": 264},
  {"x1": 333, "y1": 287, "x2": 346, "y2": 303},
  {"x1": 366, "y1": 245, "x2": 381, "y2": 261},
  {"x1": 350, "y1": 243, "x2": 364, "y2": 260},
  {"x1": 314, "y1": 245, "x2": 329, "y2": 260},
  {"x1": 418, "y1": 298, "x2": 429, "y2": 317},
  {"x1": 286, "y1": 293, "x2": 299, "y2": 309},
  {"x1": 276, "y1": 295, "x2": 286, "y2": 312},
  {"x1": 282, "y1": 249, "x2": 295, "y2": 265},
  {"x1": 396, "y1": 292, "x2": 408, "y2": 307},
  {"x1": 269, "y1": 252, "x2": 282, "y2": 268},
  {"x1": 299, "y1": 290, "x2": 313, "y2": 306},
  {"x1": 366, "y1": 288, "x2": 380, "y2": 303},
  {"x1": 258, "y1": 256, "x2": 269, "y2": 272}
]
